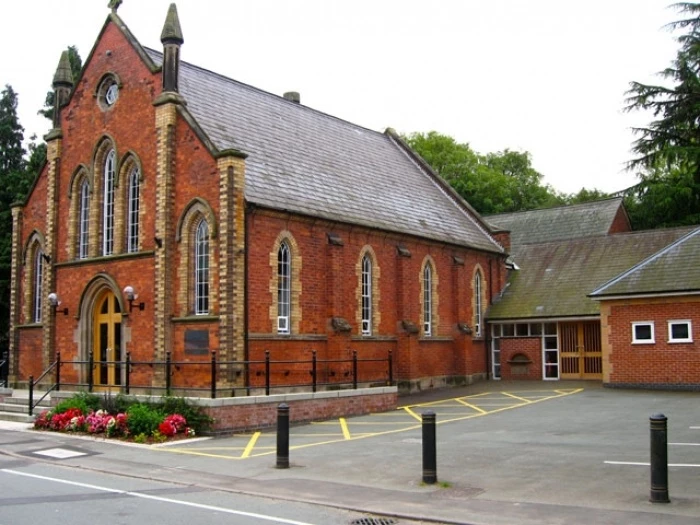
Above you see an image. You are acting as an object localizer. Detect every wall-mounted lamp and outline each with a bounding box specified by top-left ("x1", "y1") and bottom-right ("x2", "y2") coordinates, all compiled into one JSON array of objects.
[
  {"x1": 123, "y1": 285, "x2": 145, "y2": 312},
  {"x1": 47, "y1": 292, "x2": 68, "y2": 316},
  {"x1": 154, "y1": 236, "x2": 162, "y2": 248}
]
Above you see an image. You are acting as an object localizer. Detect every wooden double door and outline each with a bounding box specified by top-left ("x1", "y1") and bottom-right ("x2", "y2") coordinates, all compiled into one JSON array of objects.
[
  {"x1": 559, "y1": 321, "x2": 602, "y2": 380},
  {"x1": 92, "y1": 291, "x2": 122, "y2": 389}
]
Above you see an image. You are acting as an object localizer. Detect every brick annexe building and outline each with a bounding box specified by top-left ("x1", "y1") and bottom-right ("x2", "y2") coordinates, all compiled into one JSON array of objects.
[{"x1": 7, "y1": 3, "x2": 510, "y2": 395}]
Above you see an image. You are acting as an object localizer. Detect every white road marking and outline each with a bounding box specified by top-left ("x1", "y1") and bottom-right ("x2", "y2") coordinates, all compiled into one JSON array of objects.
[
  {"x1": 670, "y1": 442, "x2": 700, "y2": 446},
  {"x1": 1, "y1": 469, "x2": 317, "y2": 525},
  {"x1": 33, "y1": 448, "x2": 87, "y2": 459},
  {"x1": 605, "y1": 461, "x2": 700, "y2": 468}
]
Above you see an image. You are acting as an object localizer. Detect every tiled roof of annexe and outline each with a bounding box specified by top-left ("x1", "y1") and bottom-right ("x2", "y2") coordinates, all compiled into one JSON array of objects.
[
  {"x1": 487, "y1": 227, "x2": 694, "y2": 320},
  {"x1": 590, "y1": 227, "x2": 700, "y2": 298},
  {"x1": 145, "y1": 49, "x2": 502, "y2": 254},
  {"x1": 486, "y1": 197, "x2": 625, "y2": 247}
]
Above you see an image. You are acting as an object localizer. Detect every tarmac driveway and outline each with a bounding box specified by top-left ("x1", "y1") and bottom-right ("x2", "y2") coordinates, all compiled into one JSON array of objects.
[{"x1": 155, "y1": 381, "x2": 700, "y2": 524}]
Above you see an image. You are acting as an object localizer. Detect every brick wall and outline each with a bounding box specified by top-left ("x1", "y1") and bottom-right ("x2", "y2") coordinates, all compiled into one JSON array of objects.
[
  {"x1": 10, "y1": 17, "x2": 507, "y2": 395},
  {"x1": 499, "y1": 337, "x2": 542, "y2": 380},
  {"x1": 50, "y1": 387, "x2": 398, "y2": 434},
  {"x1": 601, "y1": 296, "x2": 700, "y2": 388}
]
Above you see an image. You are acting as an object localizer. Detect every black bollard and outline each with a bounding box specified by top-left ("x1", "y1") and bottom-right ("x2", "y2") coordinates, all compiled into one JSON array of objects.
[
  {"x1": 276, "y1": 403, "x2": 290, "y2": 469},
  {"x1": 422, "y1": 410, "x2": 437, "y2": 484},
  {"x1": 650, "y1": 413, "x2": 670, "y2": 503}
]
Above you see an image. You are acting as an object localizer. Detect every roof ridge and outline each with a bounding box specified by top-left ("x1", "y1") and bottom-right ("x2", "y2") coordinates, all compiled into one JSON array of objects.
[
  {"x1": 590, "y1": 226, "x2": 700, "y2": 296},
  {"x1": 144, "y1": 47, "x2": 386, "y2": 139},
  {"x1": 486, "y1": 196, "x2": 622, "y2": 219}
]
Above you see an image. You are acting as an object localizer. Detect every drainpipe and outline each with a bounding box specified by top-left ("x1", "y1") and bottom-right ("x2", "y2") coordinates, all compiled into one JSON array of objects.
[
  {"x1": 244, "y1": 203, "x2": 251, "y2": 391},
  {"x1": 486, "y1": 258, "x2": 493, "y2": 378}
]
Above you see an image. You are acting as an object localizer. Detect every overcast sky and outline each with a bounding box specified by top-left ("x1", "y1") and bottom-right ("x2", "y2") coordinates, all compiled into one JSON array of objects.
[{"x1": 1, "y1": 0, "x2": 680, "y2": 194}]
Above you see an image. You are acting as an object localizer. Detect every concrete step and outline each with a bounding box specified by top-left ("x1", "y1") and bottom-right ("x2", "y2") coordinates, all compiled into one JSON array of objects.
[
  {"x1": 2, "y1": 395, "x2": 51, "y2": 407},
  {"x1": 0, "y1": 402, "x2": 48, "y2": 415},
  {"x1": 0, "y1": 411, "x2": 35, "y2": 424}
]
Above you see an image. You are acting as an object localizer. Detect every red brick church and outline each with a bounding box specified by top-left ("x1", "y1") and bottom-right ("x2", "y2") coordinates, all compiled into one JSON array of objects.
[{"x1": 8, "y1": 3, "x2": 508, "y2": 394}]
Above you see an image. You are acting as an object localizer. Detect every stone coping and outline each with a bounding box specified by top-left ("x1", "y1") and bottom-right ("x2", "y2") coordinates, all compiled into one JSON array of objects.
[{"x1": 50, "y1": 386, "x2": 398, "y2": 407}]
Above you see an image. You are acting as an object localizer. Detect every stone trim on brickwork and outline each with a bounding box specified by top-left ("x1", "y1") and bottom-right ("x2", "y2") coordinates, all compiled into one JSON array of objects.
[
  {"x1": 154, "y1": 103, "x2": 177, "y2": 378},
  {"x1": 419, "y1": 255, "x2": 440, "y2": 337},
  {"x1": 269, "y1": 231, "x2": 302, "y2": 335},
  {"x1": 9, "y1": 205, "x2": 23, "y2": 381},
  {"x1": 355, "y1": 246, "x2": 381, "y2": 336},
  {"x1": 176, "y1": 198, "x2": 218, "y2": 317},
  {"x1": 472, "y1": 264, "x2": 487, "y2": 339},
  {"x1": 76, "y1": 273, "x2": 126, "y2": 384},
  {"x1": 116, "y1": 152, "x2": 144, "y2": 254},
  {"x1": 21, "y1": 233, "x2": 44, "y2": 326},
  {"x1": 216, "y1": 154, "x2": 246, "y2": 370},
  {"x1": 90, "y1": 137, "x2": 118, "y2": 258},
  {"x1": 66, "y1": 166, "x2": 90, "y2": 260}
]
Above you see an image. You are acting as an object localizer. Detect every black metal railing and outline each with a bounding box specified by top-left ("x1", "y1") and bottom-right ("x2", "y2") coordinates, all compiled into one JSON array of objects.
[{"x1": 28, "y1": 349, "x2": 394, "y2": 415}]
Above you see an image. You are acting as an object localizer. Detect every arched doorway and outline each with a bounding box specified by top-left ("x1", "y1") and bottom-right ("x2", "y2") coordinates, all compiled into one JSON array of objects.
[{"x1": 93, "y1": 290, "x2": 122, "y2": 389}]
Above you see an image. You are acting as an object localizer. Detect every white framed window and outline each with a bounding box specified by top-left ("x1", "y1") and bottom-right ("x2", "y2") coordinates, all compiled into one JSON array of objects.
[
  {"x1": 102, "y1": 149, "x2": 116, "y2": 256},
  {"x1": 79, "y1": 180, "x2": 90, "y2": 259},
  {"x1": 474, "y1": 271, "x2": 483, "y2": 337},
  {"x1": 33, "y1": 249, "x2": 44, "y2": 323},
  {"x1": 127, "y1": 166, "x2": 140, "y2": 253},
  {"x1": 277, "y1": 241, "x2": 291, "y2": 334},
  {"x1": 361, "y1": 254, "x2": 372, "y2": 335},
  {"x1": 423, "y1": 264, "x2": 433, "y2": 336},
  {"x1": 668, "y1": 320, "x2": 692, "y2": 343},
  {"x1": 632, "y1": 322, "x2": 655, "y2": 344},
  {"x1": 194, "y1": 219, "x2": 209, "y2": 315}
]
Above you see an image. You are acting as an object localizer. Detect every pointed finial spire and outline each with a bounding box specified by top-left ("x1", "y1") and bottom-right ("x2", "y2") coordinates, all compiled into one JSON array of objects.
[
  {"x1": 53, "y1": 51, "x2": 74, "y2": 88},
  {"x1": 108, "y1": 0, "x2": 122, "y2": 13},
  {"x1": 52, "y1": 51, "x2": 74, "y2": 130},
  {"x1": 161, "y1": 3, "x2": 184, "y2": 45}
]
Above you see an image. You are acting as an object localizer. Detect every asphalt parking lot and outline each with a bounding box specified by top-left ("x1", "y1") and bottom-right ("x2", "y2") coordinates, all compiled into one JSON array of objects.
[
  {"x1": 2, "y1": 381, "x2": 699, "y2": 524},
  {"x1": 142, "y1": 381, "x2": 700, "y2": 523}
]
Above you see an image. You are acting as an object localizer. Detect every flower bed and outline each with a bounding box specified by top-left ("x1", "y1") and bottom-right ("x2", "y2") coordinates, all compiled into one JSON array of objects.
[{"x1": 33, "y1": 392, "x2": 209, "y2": 444}]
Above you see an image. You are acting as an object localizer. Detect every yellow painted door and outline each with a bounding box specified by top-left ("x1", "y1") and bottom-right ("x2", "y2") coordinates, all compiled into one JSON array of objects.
[
  {"x1": 93, "y1": 291, "x2": 122, "y2": 389},
  {"x1": 559, "y1": 321, "x2": 602, "y2": 380}
]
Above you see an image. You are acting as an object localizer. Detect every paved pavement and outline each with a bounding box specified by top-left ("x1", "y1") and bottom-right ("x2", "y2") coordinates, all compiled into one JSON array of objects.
[{"x1": 1, "y1": 380, "x2": 699, "y2": 524}]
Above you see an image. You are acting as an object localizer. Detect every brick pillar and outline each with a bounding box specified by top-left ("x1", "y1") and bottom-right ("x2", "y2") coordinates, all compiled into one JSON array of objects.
[
  {"x1": 153, "y1": 95, "x2": 181, "y2": 384},
  {"x1": 216, "y1": 152, "x2": 246, "y2": 385},
  {"x1": 395, "y1": 245, "x2": 416, "y2": 388},
  {"x1": 8, "y1": 204, "x2": 23, "y2": 383},
  {"x1": 41, "y1": 134, "x2": 62, "y2": 369},
  {"x1": 452, "y1": 257, "x2": 469, "y2": 377},
  {"x1": 325, "y1": 236, "x2": 348, "y2": 370}
]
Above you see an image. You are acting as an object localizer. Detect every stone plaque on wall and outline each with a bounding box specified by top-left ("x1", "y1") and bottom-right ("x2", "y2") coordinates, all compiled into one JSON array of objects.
[{"x1": 184, "y1": 330, "x2": 209, "y2": 355}]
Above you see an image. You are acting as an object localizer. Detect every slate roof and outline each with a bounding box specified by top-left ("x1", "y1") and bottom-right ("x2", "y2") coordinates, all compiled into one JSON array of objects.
[
  {"x1": 486, "y1": 198, "x2": 626, "y2": 248},
  {"x1": 487, "y1": 227, "x2": 695, "y2": 320},
  {"x1": 590, "y1": 227, "x2": 700, "y2": 298},
  {"x1": 144, "y1": 48, "x2": 503, "y2": 254}
]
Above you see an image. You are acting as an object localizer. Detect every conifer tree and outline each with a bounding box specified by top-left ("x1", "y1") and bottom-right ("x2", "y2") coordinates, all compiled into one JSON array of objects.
[
  {"x1": 625, "y1": 2, "x2": 700, "y2": 227},
  {"x1": 0, "y1": 84, "x2": 28, "y2": 348}
]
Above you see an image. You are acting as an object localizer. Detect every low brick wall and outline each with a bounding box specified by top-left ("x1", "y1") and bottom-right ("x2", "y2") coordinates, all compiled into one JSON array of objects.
[{"x1": 50, "y1": 386, "x2": 398, "y2": 434}]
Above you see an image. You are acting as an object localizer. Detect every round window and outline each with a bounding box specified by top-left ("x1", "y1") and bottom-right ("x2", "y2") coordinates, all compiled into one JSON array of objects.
[
  {"x1": 97, "y1": 75, "x2": 120, "y2": 110},
  {"x1": 105, "y1": 82, "x2": 119, "y2": 106}
]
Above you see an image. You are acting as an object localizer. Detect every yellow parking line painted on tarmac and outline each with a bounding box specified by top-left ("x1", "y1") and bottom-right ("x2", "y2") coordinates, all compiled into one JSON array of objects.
[
  {"x1": 437, "y1": 388, "x2": 584, "y2": 425},
  {"x1": 501, "y1": 392, "x2": 533, "y2": 404},
  {"x1": 339, "y1": 418, "x2": 352, "y2": 440},
  {"x1": 455, "y1": 398, "x2": 487, "y2": 414},
  {"x1": 159, "y1": 388, "x2": 584, "y2": 460},
  {"x1": 241, "y1": 431, "x2": 261, "y2": 458},
  {"x1": 402, "y1": 406, "x2": 423, "y2": 421}
]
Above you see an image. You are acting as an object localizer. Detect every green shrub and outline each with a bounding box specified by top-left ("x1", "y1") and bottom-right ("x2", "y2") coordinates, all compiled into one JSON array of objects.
[
  {"x1": 53, "y1": 392, "x2": 101, "y2": 415},
  {"x1": 126, "y1": 403, "x2": 164, "y2": 436},
  {"x1": 157, "y1": 397, "x2": 212, "y2": 434},
  {"x1": 100, "y1": 393, "x2": 130, "y2": 414}
]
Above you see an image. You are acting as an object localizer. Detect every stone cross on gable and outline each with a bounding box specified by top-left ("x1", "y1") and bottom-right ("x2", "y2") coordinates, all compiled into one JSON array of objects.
[{"x1": 108, "y1": 0, "x2": 123, "y2": 13}]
